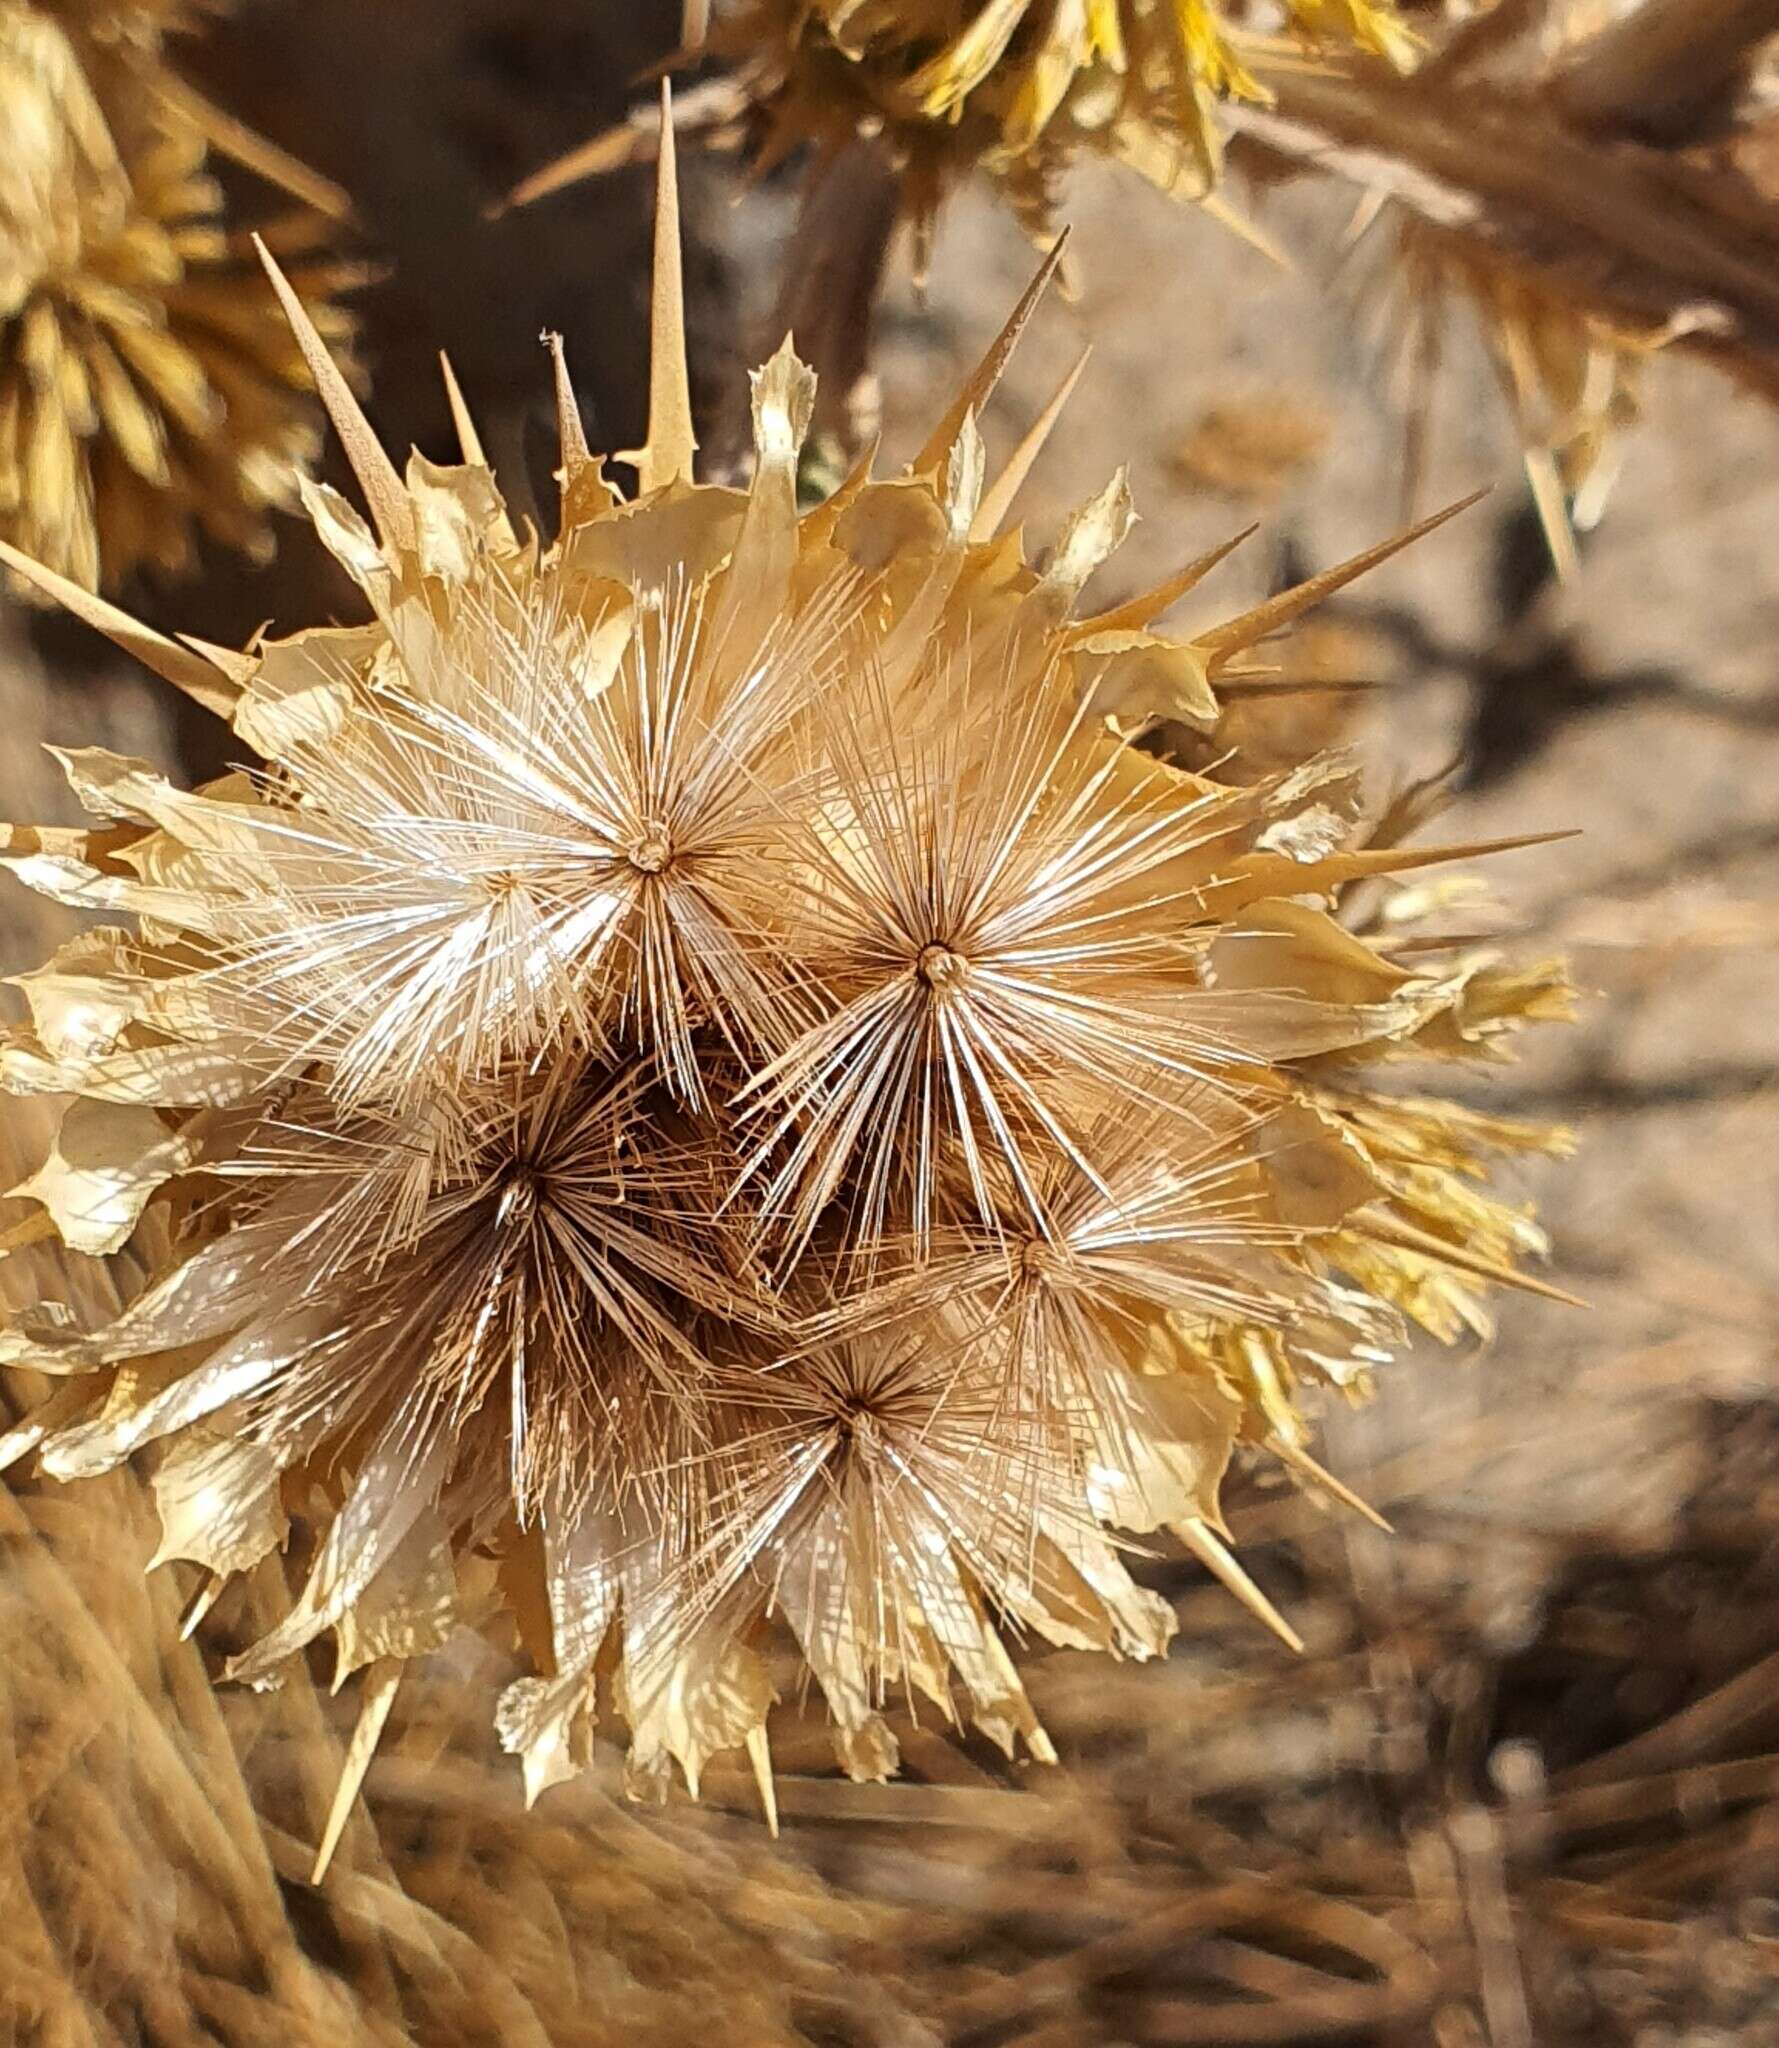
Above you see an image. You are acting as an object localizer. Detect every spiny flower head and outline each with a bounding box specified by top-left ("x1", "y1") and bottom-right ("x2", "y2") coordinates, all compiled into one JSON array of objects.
[
  {"x1": 0, "y1": 0, "x2": 353, "y2": 592},
  {"x1": 0, "y1": 117, "x2": 1570, "y2": 1866},
  {"x1": 513, "y1": 0, "x2": 1418, "y2": 252}
]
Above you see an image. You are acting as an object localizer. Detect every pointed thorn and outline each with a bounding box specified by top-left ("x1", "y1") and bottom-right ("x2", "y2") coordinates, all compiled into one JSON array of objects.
[
  {"x1": 744, "y1": 1722, "x2": 780, "y2": 1837},
  {"x1": 1401, "y1": 826, "x2": 1583, "y2": 860},
  {"x1": 176, "y1": 633, "x2": 257, "y2": 690},
  {"x1": 912, "y1": 227, "x2": 1072, "y2": 477},
  {"x1": 255, "y1": 235, "x2": 415, "y2": 556},
  {"x1": 973, "y1": 344, "x2": 1092, "y2": 540},
  {"x1": 1523, "y1": 446, "x2": 1580, "y2": 583},
  {"x1": 313, "y1": 1658, "x2": 403, "y2": 1884},
  {"x1": 1200, "y1": 191, "x2": 1293, "y2": 271},
  {"x1": 1207, "y1": 828, "x2": 1583, "y2": 921},
  {"x1": 1269, "y1": 1437, "x2": 1393, "y2": 1532},
  {"x1": 179, "y1": 1572, "x2": 226, "y2": 1642},
  {"x1": 1175, "y1": 1516, "x2": 1305, "y2": 1652},
  {"x1": 637, "y1": 82, "x2": 698, "y2": 494},
  {"x1": 1079, "y1": 524, "x2": 1260, "y2": 634},
  {"x1": 439, "y1": 352, "x2": 489, "y2": 467},
  {"x1": 0, "y1": 539, "x2": 241, "y2": 718},
  {"x1": 1360, "y1": 1209, "x2": 1590, "y2": 1309},
  {"x1": 438, "y1": 356, "x2": 518, "y2": 545},
  {"x1": 152, "y1": 72, "x2": 355, "y2": 222},
  {"x1": 1343, "y1": 185, "x2": 1391, "y2": 249},
  {"x1": 546, "y1": 332, "x2": 592, "y2": 475},
  {"x1": 1198, "y1": 489, "x2": 1489, "y2": 666},
  {"x1": 500, "y1": 118, "x2": 656, "y2": 217}
]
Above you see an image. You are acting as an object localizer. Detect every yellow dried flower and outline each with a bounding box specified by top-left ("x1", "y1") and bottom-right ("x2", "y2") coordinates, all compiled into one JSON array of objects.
[
  {"x1": 0, "y1": 123, "x2": 1570, "y2": 1865},
  {"x1": 0, "y1": 0, "x2": 352, "y2": 592},
  {"x1": 513, "y1": 0, "x2": 1416, "y2": 251}
]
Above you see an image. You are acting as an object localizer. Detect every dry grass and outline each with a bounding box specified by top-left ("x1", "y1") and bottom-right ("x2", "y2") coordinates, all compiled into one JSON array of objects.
[
  {"x1": 0, "y1": 1435, "x2": 893, "y2": 2048},
  {"x1": 11, "y1": 1274, "x2": 1773, "y2": 2046}
]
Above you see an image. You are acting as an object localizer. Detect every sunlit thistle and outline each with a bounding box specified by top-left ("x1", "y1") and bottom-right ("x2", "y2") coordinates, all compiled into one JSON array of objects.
[
  {"x1": 0, "y1": 104, "x2": 1572, "y2": 1865},
  {"x1": 0, "y1": 0, "x2": 355, "y2": 592},
  {"x1": 512, "y1": 0, "x2": 1420, "y2": 255}
]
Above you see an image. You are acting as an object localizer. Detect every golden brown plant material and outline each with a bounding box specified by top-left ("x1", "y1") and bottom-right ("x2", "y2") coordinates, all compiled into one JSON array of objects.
[
  {"x1": 708, "y1": 0, "x2": 1417, "y2": 246},
  {"x1": 508, "y1": 0, "x2": 1417, "y2": 259},
  {"x1": 0, "y1": 1477, "x2": 870, "y2": 2048},
  {"x1": 0, "y1": 0, "x2": 356, "y2": 594},
  {"x1": 1237, "y1": 0, "x2": 1779, "y2": 563},
  {"x1": 1, "y1": 1302, "x2": 871, "y2": 2039},
  {"x1": 2, "y1": 1100, "x2": 876, "y2": 2048},
  {"x1": 0, "y1": 111, "x2": 1571, "y2": 1869},
  {"x1": 777, "y1": 1377, "x2": 1779, "y2": 2046},
  {"x1": 1171, "y1": 386, "x2": 1334, "y2": 499}
]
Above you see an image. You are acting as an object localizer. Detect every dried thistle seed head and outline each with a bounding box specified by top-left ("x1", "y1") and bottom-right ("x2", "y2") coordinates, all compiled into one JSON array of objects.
[
  {"x1": 131, "y1": 564, "x2": 841, "y2": 1115},
  {"x1": 0, "y1": 0, "x2": 353, "y2": 592},
  {"x1": 0, "y1": 110, "x2": 1571, "y2": 1855},
  {"x1": 729, "y1": 666, "x2": 1350, "y2": 1261},
  {"x1": 239, "y1": 1060, "x2": 738, "y2": 1531}
]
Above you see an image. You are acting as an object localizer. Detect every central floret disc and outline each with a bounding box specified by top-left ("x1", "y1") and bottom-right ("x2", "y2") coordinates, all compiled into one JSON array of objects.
[
  {"x1": 916, "y1": 942, "x2": 967, "y2": 991},
  {"x1": 626, "y1": 825, "x2": 673, "y2": 875}
]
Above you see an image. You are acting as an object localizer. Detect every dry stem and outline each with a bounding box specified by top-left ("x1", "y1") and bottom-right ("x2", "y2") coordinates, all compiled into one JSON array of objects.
[{"x1": 1235, "y1": 0, "x2": 1779, "y2": 400}]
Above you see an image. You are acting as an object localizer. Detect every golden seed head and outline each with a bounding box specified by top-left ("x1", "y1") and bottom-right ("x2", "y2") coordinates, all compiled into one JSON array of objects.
[
  {"x1": 715, "y1": 0, "x2": 1419, "y2": 233},
  {"x1": 0, "y1": 130, "x2": 1571, "y2": 1849},
  {"x1": 0, "y1": 0, "x2": 354, "y2": 594},
  {"x1": 508, "y1": 0, "x2": 1420, "y2": 251}
]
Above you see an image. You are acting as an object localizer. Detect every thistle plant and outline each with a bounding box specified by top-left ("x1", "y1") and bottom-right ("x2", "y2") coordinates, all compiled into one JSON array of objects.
[
  {"x1": 1222, "y1": 0, "x2": 1779, "y2": 561},
  {"x1": 509, "y1": 0, "x2": 1417, "y2": 259},
  {"x1": 706, "y1": 0, "x2": 1416, "y2": 240},
  {"x1": 0, "y1": 0, "x2": 354, "y2": 591},
  {"x1": 0, "y1": 113, "x2": 1572, "y2": 1874}
]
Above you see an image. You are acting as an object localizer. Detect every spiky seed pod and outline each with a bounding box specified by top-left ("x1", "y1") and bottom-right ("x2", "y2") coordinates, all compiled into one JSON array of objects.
[
  {"x1": 0, "y1": 117, "x2": 1570, "y2": 1861},
  {"x1": 512, "y1": 0, "x2": 1417, "y2": 252},
  {"x1": 0, "y1": 0, "x2": 353, "y2": 592}
]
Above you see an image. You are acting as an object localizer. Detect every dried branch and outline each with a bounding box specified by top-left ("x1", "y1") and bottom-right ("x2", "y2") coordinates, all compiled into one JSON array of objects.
[
  {"x1": 1551, "y1": 0, "x2": 1779, "y2": 139},
  {"x1": 1236, "y1": 3, "x2": 1779, "y2": 399},
  {"x1": 767, "y1": 136, "x2": 902, "y2": 453}
]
